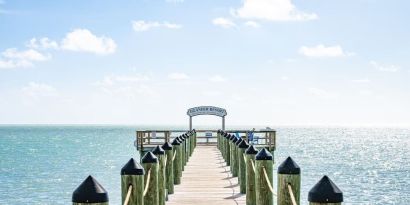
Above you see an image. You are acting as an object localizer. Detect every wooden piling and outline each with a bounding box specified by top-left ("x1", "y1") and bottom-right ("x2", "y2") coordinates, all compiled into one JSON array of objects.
[
  {"x1": 277, "y1": 156, "x2": 301, "y2": 205},
  {"x1": 235, "y1": 138, "x2": 243, "y2": 179},
  {"x1": 153, "y1": 146, "x2": 166, "y2": 205},
  {"x1": 225, "y1": 133, "x2": 231, "y2": 166},
  {"x1": 141, "y1": 152, "x2": 159, "y2": 205},
  {"x1": 238, "y1": 139, "x2": 249, "y2": 194},
  {"x1": 231, "y1": 136, "x2": 239, "y2": 177},
  {"x1": 189, "y1": 131, "x2": 194, "y2": 156},
  {"x1": 162, "y1": 142, "x2": 174, "y2": 195},
  {"x1": 255, "y1": 148, "x2": 274, "y2": 205},
  {"x1": 245, "y1": 145, "x2": 259, "y2": 205},
  {"x1": 171, "y1": 138, "x2": 182, "y2": 185},
  {"x1": 72, "y1": 175, "x2": 109, "y2": 205},
  {"x1": 308, "y1": 175, "x2": 343, "y2": 205},
  {"x1": 121, "y1": 158, "x2": 144, "y2": 205}
]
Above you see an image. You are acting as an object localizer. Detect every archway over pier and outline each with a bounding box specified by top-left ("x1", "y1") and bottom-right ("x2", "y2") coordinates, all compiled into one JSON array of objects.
[{"x1": 187, "y1": 106, "x2": 227, "y2": 130}]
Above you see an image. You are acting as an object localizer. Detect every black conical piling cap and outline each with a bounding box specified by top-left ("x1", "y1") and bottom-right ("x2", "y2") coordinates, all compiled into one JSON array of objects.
[
  {"x1": 171, "y1": 138, "x2": 180, "y2": 145},
  {"x1": 229, "y1": 135, "x2": 236, "y2": 141},
  {"x1": 308, "y1": 175, "x2": 343, "y2": 203},
  {"x1": 235, "y1": 138, "x2": 243, "y2": 146},
  {"x1": 245, "y1": 145, "x2": 258, "y2": 154},
  {"x1": 72, "y1": 175, "x2": 109, "y2": 203},
  {"x1": 162, "y1": 142, "x2": 173, "y2": 150},
  {"x1": 238, "y1": 140, "x2": 249, "y2": 149},
  {"x1": 141, "y1": 151, "x2": 158, "y2": 163},
  {"x1": 232, "y1": 137, "x2": 239, "y2": 143},
  {"x1": 185, "y1": 133, "x2": 190, "y2": 138},
  {"x1": 193, "y1": 129, "x2": 196, "y2": 133},
  {"x1": 278, "y1": 156, "x2": 300, "y2": 174},
  {"x1": 223, "y1": 133, "x2": 228, "y2": 138},
  {"x1": 121, "y1": 158, "x2": 145, "y2": 175},
  {"x1": 255, "y1": 148, "x2": 273, "y2": 160},
  {"x1": 217, "y1": 130, "x2": 221, "y2": 134},
  {"x1": 152, "y1": 145, "x2": 165, "y2": 155},
  {"x1": 179, "y1": 136, "x2": 185, "y2": 141}
]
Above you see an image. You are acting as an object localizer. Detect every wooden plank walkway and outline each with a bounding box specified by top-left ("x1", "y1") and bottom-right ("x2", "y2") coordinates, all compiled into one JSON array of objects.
[{"x1": 167, "y1": 146, "x2": 246, "y2": 205}]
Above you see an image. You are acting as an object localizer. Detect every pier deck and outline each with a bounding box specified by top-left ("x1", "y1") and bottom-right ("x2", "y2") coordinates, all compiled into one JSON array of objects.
[{"x1": 167, "y1": 145, "x2": 245, "y2": 205}]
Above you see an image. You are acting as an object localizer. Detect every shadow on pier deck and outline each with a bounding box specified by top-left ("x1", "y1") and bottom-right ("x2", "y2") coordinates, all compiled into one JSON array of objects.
[{"x1": 167, "y1": 146, "x2": 245, "y2": 205}]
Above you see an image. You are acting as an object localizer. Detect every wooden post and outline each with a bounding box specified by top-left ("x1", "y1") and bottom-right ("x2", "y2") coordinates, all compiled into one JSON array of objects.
[
  {"x1": 225, "y1": 133, "x2": 230, "y2": 164},
  {"x1": 179, "y1": 136, "x2": 186, "y2": 170},
  {"x1": 222, "y1": 132, "x2": 230, "y2": 160},
  {"x1": 277, "y1": 156, "x2": 301, "y2": 205},
  {"x1": 235, "y1": 138, "x2": 243, "y2": 180},
  {"x1": 141, "y1": 152, "x2": 159, "y2": 205},
  {"x1": 255, "y1": 148, "x2": 274, "y2": 205},
  {"x1": 238, "y1": 139, "x2": 249, "y2": 194},
  {"x1": 72, "y1": 175, "x2": 109, "y2": 205},
  {"x1": 217, "y1": 130, "x2": 221, "y2": 150},
  {"x1": 185, "y1": 134, "x2": 190, "y2": 161},
  {"x1": 171, "y1": 138, "x2": 182, "y2": 185},
  {"x1": 231, "y1": 136, "x2": 239, "y2": 177},
  {"x1": 228, "y1": 135, "x2": 234, "y2": 170},
  {"x1": 245, "y1": 145, "x2": 259, "y2": 205},
  {"x1": 193, "y1": 129, "x2": 197, "y2": 148},
  {"x1": 153, "y1": 146, "x2": 166, "y2": 205},
  {"x1": 308, "y1": 175, "x2": 343, "y2": 205},
  {"x1": 189, "y1": 131, "x2": 194, "y2": 156},
  {"x1": 162, "y1": 142, "x2": 174, "y2": 195},
  {"x1": 121, "y1": 158, "x2": 144, "y2": 205}
]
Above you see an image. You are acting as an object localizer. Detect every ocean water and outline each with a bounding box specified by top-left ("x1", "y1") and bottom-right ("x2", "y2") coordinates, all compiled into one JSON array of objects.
[{"x1": 0, "y1": 126, "x2": 409, "y2": 204}]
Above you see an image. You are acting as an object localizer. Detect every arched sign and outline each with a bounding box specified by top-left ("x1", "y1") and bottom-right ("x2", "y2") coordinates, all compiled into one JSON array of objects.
[{"x1": 187, "y1": 106, "x2": 227, "y2": 130}]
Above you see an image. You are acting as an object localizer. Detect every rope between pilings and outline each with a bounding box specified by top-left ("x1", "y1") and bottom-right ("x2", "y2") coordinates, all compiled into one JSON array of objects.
[
  {"x1": 262, "y1": 167, "x2": 277, "y2": 196},
  {"x1": 287, "y1": 184, "x2": 297, "y2": 205},
  {"x1": 250, "y1": 160, "x2": 256, "y2": 173},
  {"x1": 172, "y1": 150, "x2": 177, "y2": 161},
  {"x1": 123, "y1": 184, "x2": 133, "y2": 205},
  {"x1": 143, "y1": 168, "x2": 152, "y2": 197}
]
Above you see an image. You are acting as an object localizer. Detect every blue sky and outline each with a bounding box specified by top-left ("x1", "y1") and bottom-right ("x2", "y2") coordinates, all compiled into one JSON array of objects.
[{"x1": 0, "y1": 0, "x2": 409, "y2": 126}]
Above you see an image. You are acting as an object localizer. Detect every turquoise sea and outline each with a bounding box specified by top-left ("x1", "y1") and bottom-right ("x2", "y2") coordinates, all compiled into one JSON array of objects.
[{"x1": 0, "y1": 126, "x2": 409, "y2": 204}]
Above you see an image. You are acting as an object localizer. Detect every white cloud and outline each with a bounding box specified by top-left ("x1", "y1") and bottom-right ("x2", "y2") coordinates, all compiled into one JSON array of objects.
[
  {"x1": 281, "y1": 76, "x2": 289, "y2": 81},
  {"x1": 232, "y1": 0, "x2": 318, "y2": 22},
  {"x1": 21, "y1": 82, "x2": 57, "y2": 98},
  {"x1": 212, "y1": 18, "x2": 236, "y2": 28},
  {"x1": 165, "y1": 0, "x2": 184, "y2": 3},
  {"x1": 94, "y1": 74, "x2": 151, "y2": 87},
  {"x1": 0, "y1": 48, "x2": 51, "y2": 69},
  {"x1": 132, "y1": 20, "x2": 182, "y2": 32},
  {"x1": 209, "y1": 75, "x2": 227, "y2": 82},
  {"x1": 61, "y1": 29, "x2": 116, "y2": 55},
  {"x1": 244, "y1": 21, "x2": 260, "y2": 28},
  {"x1": 308, "y1": 87, "x2": 338, "y2": 99},
  {"x1": 370, "y1": 61, "x2": 400, "y2": 72},
  {"x1": 353, "y1": 78, "x2": 370, "y2": 83},
  {"x1": 299, "y1": 45, "x2": 353, "y2": 58},
  {"x1": 168, "y1": 72, "x2": 190, "y2": 80},
  {"x1": 27, "y1": 38, "x2": 59, "y2": 50}
]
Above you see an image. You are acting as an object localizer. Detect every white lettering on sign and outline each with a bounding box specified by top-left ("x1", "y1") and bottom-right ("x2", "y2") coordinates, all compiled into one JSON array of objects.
[{"x1": 187, "y1": 106, "x2": 227, "y2": 117}]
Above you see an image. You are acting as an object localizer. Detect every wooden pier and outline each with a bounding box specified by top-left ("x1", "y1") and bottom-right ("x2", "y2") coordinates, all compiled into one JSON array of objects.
[
  {"x1": 167, "y1": 145, "x2": 245, "y2": 205},
  {"x1": 71, "y1": 106, "x2": 344, "y2": 205}
]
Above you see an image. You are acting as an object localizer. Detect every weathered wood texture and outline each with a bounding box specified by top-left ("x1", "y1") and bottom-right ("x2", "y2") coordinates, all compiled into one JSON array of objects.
[
  {"x1": 166, "y1": 146, "x2": 245, "y2": 205},
  {"x1": 278, "y1": 174, "x2": 301, "y2": 205},
  {"x1": 121, "y1": 175, "x2": 144, "y2": 205},
  {"x1": 173, "y1": 145, "x2": 182, "y2": 185},
  {"x1": 255, "y1": 160, "x2": 273, "y2": 205},
  {"x1": 156, "y1": 155, "x2": 166, "y2": 205},
  {"x1": 142, "y1": 162, "x2": 159, "y2": 205},
  {"x1": 164, "y1": 149, "x2": 174, "y2": 194},
  {"x1": 246, "y1": 154, "x2": 256, "y2": 205}
]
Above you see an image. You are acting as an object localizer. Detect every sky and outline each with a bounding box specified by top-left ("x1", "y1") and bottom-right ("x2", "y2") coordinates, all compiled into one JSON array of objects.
[{"x1": 0, "y1": 0, "x2": 409, "y2": 126}]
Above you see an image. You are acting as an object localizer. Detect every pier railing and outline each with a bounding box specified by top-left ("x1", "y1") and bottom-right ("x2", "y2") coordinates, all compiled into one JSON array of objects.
[{"x1": 135, "y1": 129, "x2": 276, "y2": 152}]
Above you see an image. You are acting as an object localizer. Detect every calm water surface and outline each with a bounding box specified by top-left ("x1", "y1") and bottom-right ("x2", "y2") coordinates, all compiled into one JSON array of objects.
[{"x1": 0, "y1": 126, "x2": 409, "y2": 204}]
